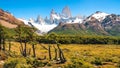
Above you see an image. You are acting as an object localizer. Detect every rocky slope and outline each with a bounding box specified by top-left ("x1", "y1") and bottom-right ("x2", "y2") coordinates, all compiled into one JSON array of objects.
[
  {"x1": 50, "y1": 11, "x2": 120, "y2": 36},
  {"x1": 0, "y1": 9, "x2": 24, "y2": 28}
]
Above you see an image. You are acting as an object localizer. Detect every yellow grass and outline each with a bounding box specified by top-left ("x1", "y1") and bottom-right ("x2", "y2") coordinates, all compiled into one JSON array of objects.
[{"x1": 3, "y1": 42, "x2": 120, "y2": 68}]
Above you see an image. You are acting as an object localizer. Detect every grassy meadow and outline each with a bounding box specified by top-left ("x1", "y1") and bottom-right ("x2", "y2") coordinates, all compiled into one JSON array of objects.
[{"x1": 0, "y1": 42, "x2": 120, "y2": 68}]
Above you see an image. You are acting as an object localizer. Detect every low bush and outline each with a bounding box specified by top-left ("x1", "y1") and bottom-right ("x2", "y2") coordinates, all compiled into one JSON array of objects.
[
  {"x1": 3, "y1": 57, "x2": 32, "y2": 68},
  {"x1": 64, "y1": 58, "x2": 93, "y2": 68},
  {"x1": 117, "y1": 60, "x2": 120, "y2": 68},
  {"x1": 3, "y1": 57, "x2": 48, "y2": 68},
  {"x1": 91, "y1": 57, "x2": 102, "y2": 65}
]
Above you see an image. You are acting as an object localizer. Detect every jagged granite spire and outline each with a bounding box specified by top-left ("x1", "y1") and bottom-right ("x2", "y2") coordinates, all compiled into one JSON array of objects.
[
  {"x1": 62, "y1": 6, "x2": 72, "y2": 18},
  {"x1": 36, "y1": 15, "x2": 45, "y2": 24}
]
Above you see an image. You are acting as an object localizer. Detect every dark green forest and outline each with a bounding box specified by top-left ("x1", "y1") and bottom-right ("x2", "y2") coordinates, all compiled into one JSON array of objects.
[
  {"x1": 37, "y1": 33, "x2": 120, "y2": 44},
  {"x1": 1, "y1": 24, "x2": 120, "y2": 45}
]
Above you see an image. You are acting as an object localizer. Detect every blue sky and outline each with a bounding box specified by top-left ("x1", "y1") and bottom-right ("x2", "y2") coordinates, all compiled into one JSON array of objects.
[{"x1": 0, "y1": 0, "x2": 120, "y2": 19}]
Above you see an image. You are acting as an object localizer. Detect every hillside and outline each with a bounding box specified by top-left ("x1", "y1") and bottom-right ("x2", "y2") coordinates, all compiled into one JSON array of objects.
[{"x1": 0, "y1": 9, "x2": 24, "y2": 28}]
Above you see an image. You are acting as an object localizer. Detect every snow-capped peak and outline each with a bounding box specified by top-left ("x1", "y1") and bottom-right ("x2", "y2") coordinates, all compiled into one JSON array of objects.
[
  {"x1": 50, "y1": 13, "x2": 61, "y2": 20},
  {"x1": 29, "y1": 18, "x2": 35, "y2": 23},
  {"x1": 50, "y1": 9, "x2": 61, "y2": 20},
  {"x1": 89, "y1": 11, "x2": 109, "y2": 21},
  {"x1": 62, "y1": 6, "x2": 72, "y2": 18},
  {"x1": 73, "y1": 17, "x2": 83, "y2": 23},
  {"x1": 18, "y1": 18, "x2": 57, "y2": 33},
  {"x1": 36, "y1": 15, "x2": 45, "y2": 25}
]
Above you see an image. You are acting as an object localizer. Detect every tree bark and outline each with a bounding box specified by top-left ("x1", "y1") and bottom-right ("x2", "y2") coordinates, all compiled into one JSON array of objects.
[
  {"x1": 24, "y1": 42, "x2": 27, "y2": 57},
  {"x1": 32, "y1": 44, "x2": 36, "y2": 57},
  {"x1": 8, "y1": 40, "x2": 11, "y2": 51},
  {"x1": 48, "y1": 45, "x2": 52, "y2": 60},
  {"x1": 0, "y1": 28, "x2": 2, "y2": 50},
  {"x1": 53, "y1": 45, "x2": 57, "y2": 60},
  {"x1": 20, "y1": 39, "x2": 23, "y2": 53},
  {"x1": 57, "y1": 44, "x2": 66, "y2": 63},
  {"x1": 0, "y1": 38, "x2": 1, "y2": 50},
  {"x1": 18, "y1": 32, "x2": 23, "y2": 54},
  {"x1": 2, "y1": 38, "x2": 5, "y2": 51}
]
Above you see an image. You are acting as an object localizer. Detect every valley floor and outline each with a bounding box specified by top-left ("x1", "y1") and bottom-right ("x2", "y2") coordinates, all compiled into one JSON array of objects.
[{"x1": 0, "y1": 42, "x2": 120, "y2": 68}]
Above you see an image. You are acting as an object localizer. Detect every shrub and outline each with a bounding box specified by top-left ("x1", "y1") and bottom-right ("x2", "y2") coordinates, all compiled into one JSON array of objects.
[
  {"x1": 0, "y1": 52, "x2": 7, "y2": 60},
  {"x1": 117, "y1": 60, "x2": 120, "y2": 68},
  {"x1": 91, "y1": 57, "x2": 102, "y2": 65},
  {"x1": 33, "y1": 59, "x2": 46, "y2": 67},
  {"x1": 111, "y1": 57, "x2": 120, "y2": 63},
  {"x1": 3, "y1": 57, "x2": 32, "y2": 68},
  {"x1": 26, "y1": 57, "x2": 46, "y2": 67},
  {"x1": 81, "y1": 62, "x2": 94, "y2": 68},
  {"x1": 47, "y1": 62, "x2": 52, "y2": 66},
  {"x1": 3, "y1": 57, "x2": 47, "y2": 68},
  {"x1": 64, "y1": 58, "x2": 93, "y2": 68}
]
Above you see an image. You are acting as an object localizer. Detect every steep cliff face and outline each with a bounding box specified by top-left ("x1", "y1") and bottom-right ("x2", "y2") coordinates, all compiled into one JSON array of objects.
[
  {"x1": 0, "y1": 9, "x2": 24, "y2": 28},
  {"x1": 62, "y1": 6, "x2": 72, "y2": 18}
]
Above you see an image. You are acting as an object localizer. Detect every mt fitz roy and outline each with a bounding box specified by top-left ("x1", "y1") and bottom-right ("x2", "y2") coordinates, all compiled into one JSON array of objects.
[
  {"x1": 19, "y1": 6, "x2": 83, "y2": 33},
  {"x1": 19, "y1": 6, "x2": 120, "y2": 36}
]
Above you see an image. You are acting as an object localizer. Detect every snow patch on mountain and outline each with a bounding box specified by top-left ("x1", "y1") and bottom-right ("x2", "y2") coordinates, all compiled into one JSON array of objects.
[
  {"x1": 51, "y1": 14, "x2": 61, "y2": 20},
  {"x1": 36, "y1": 16, "x2": 45, "y2": 24},
  {"x1": 18, "y1": 18, "x2": 57, "y2": 33},
  {"x1": 18, "y1": 18, "x2": 28, "y2": 25},
  {"x1": 19, "y1": 7, "x2": 113, "y2": 34},
  {"x1": 89, "y1": 11, "x2": 109, "y2": 21},
  {"x1": 29, "y1": 23, "x2": 57, "y2": 33},
  {"x1": 73, "y1": 17, "x2": 83, "y2": 23}
]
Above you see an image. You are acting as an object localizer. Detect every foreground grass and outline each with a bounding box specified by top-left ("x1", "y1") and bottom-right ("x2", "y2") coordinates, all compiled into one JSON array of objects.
[{"x1": 1, "y1": 42, "x2": 120, "y2": 68}]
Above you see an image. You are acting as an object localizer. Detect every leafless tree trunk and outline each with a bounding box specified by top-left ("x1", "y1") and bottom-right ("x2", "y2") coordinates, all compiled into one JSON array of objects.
[
  {"x1": 8, "y1": 40, "x2": 11, "y2": 51},
  {"x1": 0, "y1": 38, "x2": 2, "y2": 50},
  {"x1": 57, "y1": 44, "x2": 66, "y2": 63},
  {"x1": 53, "y1": 45, "x2": 57, "y2": 60},
  {"x1": 48, "y1": 45, "x2": 52, "y2": 60},
  {"x1": 24, "y1": 42, "x2": 27, "y2": 57},
  {"x1": 32, "y1": 44, "x2": 36, "y2": 57},
  {"x1": 2, "y1": 38, "x2": 5, "y2": 51}
]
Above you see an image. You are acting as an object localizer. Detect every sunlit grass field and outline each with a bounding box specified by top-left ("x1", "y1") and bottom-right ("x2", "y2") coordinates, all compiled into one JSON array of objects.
[{"x1": 1, "y1": 42, "x2": 120, "y2": 68}]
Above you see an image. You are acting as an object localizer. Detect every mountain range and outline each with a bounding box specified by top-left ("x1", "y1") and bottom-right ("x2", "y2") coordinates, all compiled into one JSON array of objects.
[
  {"x1": 0, "y1": 6, "x2": 120, "y2": 36},
  {"x1": 50, "y1": 11, "x2": 120, "y2": 36},
  {"x1": 19, "y1": 6, "x2": 83, "y2": 34}
]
